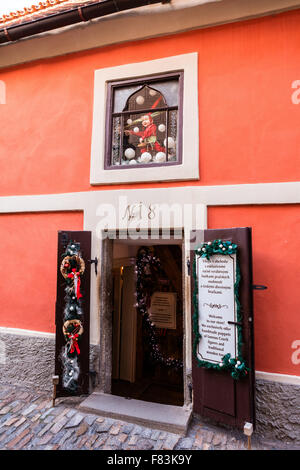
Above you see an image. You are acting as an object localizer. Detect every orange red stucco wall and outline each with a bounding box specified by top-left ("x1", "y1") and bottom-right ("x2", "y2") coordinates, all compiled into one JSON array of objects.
[
  {"x1": 208, "y1": 204, "x2": 300, "y2": 376},
  {"x1": 0, "y1": 9, "x2": 300, "y2": 196},
  {"x1": 0, "y1": 212, "x2": 83, "y2": 333}
]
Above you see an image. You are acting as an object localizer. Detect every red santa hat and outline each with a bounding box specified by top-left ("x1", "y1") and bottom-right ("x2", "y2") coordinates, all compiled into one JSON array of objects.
[
  {"x1": 141, "y1": 96, "x2": 162, "y2": 124},
  {"x1": 151, "y1": 95, "x2": 162, "y2": 109}
]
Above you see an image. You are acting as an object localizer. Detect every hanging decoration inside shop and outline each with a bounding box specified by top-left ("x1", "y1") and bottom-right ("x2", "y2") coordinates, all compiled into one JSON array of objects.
[
  {"x1": 60, "y1": 241, "x2": 85, "y2": 392},
  {"x1": 193, "y1": 239, "x2": 248, "y2": 380},
  {"x1": 134, "y1": 247, "x2": 183, "y2": 370}
]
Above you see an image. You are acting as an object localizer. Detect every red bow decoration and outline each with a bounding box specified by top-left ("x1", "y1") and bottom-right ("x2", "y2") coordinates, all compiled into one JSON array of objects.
[
  {"x1": 67, "y1": 333, "x2": 80, "y2": 355},
  {"x1": 67, "y1": 268, "x2": 82, "y2": 299}
]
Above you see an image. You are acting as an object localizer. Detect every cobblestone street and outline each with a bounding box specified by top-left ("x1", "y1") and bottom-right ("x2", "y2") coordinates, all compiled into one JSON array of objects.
[{"x1": 0, "y1": 383, "x2": 297, "y2": 451}]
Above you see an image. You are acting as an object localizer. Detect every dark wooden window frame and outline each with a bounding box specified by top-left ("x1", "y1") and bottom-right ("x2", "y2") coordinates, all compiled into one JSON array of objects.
[
  {"x1": 104, "y1": 71, "x2": 184, "y2": 170},
  {"x1": 98, "y1": 229, "x2": 191, "y2": 409}
]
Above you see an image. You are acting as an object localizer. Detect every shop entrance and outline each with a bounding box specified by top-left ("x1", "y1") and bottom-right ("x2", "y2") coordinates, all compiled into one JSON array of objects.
[{"x1": 111, "y1": 239, "x2": 184, "y2": 407}]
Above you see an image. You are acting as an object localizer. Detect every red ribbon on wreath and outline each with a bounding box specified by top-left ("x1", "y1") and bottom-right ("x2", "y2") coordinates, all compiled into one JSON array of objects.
[
  {"x1": 67, "y1": 268, "x2": 82, "y2": 299},
  {"x1": 67, "y1": 332, "x2": 80, "y2": 355}
]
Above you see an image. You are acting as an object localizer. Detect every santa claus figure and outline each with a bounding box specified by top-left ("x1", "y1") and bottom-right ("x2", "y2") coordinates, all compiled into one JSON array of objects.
[{"x1": 125, "y1": 113, "x2": 165, "y2": 155}]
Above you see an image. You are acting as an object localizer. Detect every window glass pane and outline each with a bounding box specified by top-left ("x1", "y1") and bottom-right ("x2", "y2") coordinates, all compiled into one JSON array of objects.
[
  {"x1": 149, "y1": 79, "x2": 179, "y2": 107},
  {"x1": 111, "y1": 116, "x2": 121, "y2": 166},
  {"x1": 113, "y1": 78, "x2": 179, "y2": 112},
  {"x1": 125, "y1": 111, "x2": 166, "y2": 164},
  {"x1": 165, "y1": 109, "x2": 178, "y2": 162},
  {"x1": 110, "y1": 109, "x2": 178, "y2": 166},
  {"x1": 109, "y1": 76, "x2": 180, "y2": 168},
  {"x1": 125, "y1": 86, "x2": 166, "y2": 112}
]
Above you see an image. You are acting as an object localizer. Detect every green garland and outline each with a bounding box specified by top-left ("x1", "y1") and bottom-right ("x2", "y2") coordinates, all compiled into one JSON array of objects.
[{"x1": 192, "y1": 239, "x2": 249, "y2": 380}]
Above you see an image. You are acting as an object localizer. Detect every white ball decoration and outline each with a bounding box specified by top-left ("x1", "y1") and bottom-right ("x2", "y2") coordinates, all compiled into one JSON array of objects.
[
  {"x1": 129, "y1": 159, "x2": 137, "y2": 165},
  {"x1": 158, "y1": 124, "x2": 166, "y2": 133},
  {"x1": 127, "y1": 118, "x2": 133, "y2": 125},
  {"x1": 140, "y1": 152, "x2": 152, "y2": 164},
  {"x1": 149, "y1": 89, "x2": 157, "y2": 96},
  {"x1": 124, "y1": 148, "x2": 136, "y2": 160},
  {"x1": 154, "y1": 152, "x2": 166, "y2": 163},
  {"x1": 136, "y1": 95, "x2": 145, "y2": 105},
  {"x1": 133, "y1": 127, "x2": 140, "y2": 133},
  {"x1": 163, "y1": 137, "x2": 175, "y2": 149}
]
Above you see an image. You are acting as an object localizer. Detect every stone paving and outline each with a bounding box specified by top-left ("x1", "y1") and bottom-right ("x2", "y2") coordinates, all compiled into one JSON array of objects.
[{"x1": 0, "y1": 383, "x2": 296, "y2": 451}]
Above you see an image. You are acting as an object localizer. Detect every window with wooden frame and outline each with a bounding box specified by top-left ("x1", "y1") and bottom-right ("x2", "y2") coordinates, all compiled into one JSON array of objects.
[{"x1": 105, "y1": 72, "x2": 183, "y2": 169}]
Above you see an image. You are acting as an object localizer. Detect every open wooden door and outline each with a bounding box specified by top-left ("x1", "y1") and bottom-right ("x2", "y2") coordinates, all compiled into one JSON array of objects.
[
  {"x1": 54, "y1": 230, "x2": 91, "y2": 398},
  {"x1": 191, "y1": 227, "x2": 255, "y2": 429}
]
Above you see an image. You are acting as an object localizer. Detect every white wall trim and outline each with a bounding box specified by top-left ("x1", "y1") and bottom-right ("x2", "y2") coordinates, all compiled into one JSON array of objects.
[
  {"x1": 1, "y1": 0, "x2": 300, "y2": 69},
  {"x1": 90, "y1": 53, "x2": 199, "y2": 185},
  {"x1": 256, "y1": 370, "x2": 300, "y2": 386},
  {"x1": 1, "y1": 181, "x2": 300, "y2": 216}
]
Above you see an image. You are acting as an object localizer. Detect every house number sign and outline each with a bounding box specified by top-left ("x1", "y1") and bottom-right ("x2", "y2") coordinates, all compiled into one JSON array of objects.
[{"x1": 122, "y1": 202, "x2": 156, "y2": 221}]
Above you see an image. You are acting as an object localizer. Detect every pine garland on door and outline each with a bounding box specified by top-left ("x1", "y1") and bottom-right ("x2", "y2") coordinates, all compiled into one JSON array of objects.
[
  {"x1": 134, "y1": 247, "x2": 183, "y2": 370},
  {"x1": 192, "y1": 239, "x2": 249, "y2": 380},
  {"x1": 60, "y1": 240, "x2": 85, "y2": 392}
]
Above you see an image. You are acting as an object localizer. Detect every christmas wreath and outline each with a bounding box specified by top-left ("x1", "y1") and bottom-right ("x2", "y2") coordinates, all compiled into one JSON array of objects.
[
  {"x1": 63, "y1": 319, "x2": 83, "y2": 357},
  {"x1": 60, "y1": 255, "x2": 85, "y2": 279},
  {"x1": 60, "y1": 253, "x2": 85, "y2": 300}
]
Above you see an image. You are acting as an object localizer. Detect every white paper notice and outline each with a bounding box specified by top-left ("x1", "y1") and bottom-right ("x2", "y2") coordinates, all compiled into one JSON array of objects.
[{"x1": 196, "y1": 254, "x2": 238, "y2": 364}]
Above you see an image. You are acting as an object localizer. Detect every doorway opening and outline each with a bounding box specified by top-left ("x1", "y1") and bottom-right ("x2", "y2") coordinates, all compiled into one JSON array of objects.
[{"x1": 111, "y1": 239, "x2": 184, "y2": 407}]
